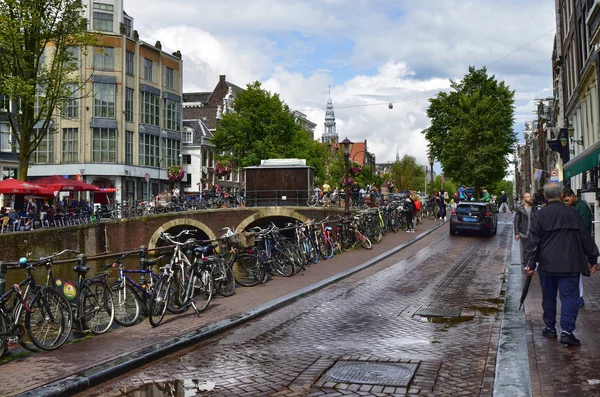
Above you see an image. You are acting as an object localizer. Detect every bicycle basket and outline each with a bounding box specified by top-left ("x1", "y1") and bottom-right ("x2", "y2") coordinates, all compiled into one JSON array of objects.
[{"x1": 227, "y1": 231, "x2": 255, "y2": 249}]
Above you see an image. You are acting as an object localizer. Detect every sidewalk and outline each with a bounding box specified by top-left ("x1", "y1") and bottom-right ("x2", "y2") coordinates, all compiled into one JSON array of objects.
[
  {"x1": 5, "y1": 218, "x2": 446, "y2": 397},
  {"x1": 524, "y1": 243, "x2": 600, "y2": 396}
]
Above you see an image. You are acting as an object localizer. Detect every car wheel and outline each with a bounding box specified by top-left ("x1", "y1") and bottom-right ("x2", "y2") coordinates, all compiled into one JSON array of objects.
[
  {"x1": 485, "y1": 226, "x2": 493, "y2": 237},
  {"x1": 449, "y1": 228, "x2": 455, "y2": 236}
]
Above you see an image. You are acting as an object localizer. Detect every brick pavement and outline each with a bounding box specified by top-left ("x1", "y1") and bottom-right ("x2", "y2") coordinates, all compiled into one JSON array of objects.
[
  {"x1": 80, "y1": 219, "x2": 512, "y2": 397},
  {"x1": 1, "y1": 218, "x2": 442, "y2": 397},
  {"x1": 525, "y1": 244, "x2": 600, "y2": 397}
]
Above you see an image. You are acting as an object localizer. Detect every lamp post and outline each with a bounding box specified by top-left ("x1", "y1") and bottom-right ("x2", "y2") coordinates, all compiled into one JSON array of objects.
[
  {"x1": 339, "y1": 137, "x2": 353, "y2": 216},
  {"x1": 427, "y1": 152, "x2": 434, "y2": 197}
]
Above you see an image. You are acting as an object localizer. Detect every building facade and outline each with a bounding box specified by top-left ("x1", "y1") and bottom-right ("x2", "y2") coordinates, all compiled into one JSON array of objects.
[{"x1": 4, "y1": 0, "x2": 185, "y2": 204}]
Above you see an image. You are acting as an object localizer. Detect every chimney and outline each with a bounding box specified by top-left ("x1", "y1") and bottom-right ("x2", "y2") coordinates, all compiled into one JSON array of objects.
[{"x1": 219, "y1": 75, "x2": 226, "y2": 82}]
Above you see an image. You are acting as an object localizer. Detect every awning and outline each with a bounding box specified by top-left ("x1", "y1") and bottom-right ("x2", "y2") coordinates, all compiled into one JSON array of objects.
[{"x1": 564, "y1": 139, "x2": 600, "y2": 179}]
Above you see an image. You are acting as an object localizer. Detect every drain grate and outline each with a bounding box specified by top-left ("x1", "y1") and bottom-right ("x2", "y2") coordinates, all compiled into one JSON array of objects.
[
  {"x1": 322, "y1": 361, "x2": 418, "y2": 387},
  {"x1": 413, "y1": 307, "x2": 462, "y2": 318}
]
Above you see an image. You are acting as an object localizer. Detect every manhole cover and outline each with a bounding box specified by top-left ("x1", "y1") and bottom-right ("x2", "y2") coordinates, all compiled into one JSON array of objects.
[
  {"x1": 414, "y1": 307, "x2": 462, "y2": 318},
  {"x1": 325, "y1": 361, "x2": 417, "y2": 387}
]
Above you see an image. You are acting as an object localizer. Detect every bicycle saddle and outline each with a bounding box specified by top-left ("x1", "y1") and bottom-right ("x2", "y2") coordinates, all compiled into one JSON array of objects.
[
  {"x1": 194, "y1": 244, "x2": 216, "y2": 255},
  {"x1": 73, "y1": 264, "x2": 90, "y2": 274}
]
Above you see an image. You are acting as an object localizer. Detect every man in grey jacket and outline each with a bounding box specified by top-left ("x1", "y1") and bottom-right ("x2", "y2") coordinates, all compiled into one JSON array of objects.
[
  {"x1": 514, "y1": 192, "x2": 537, "y2": 267},
  {"x1": 523, "y1": 182, "x2": 598, "y2": 346}
]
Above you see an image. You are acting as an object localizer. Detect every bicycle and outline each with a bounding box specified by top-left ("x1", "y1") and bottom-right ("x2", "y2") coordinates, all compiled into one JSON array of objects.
[
  {"x1": 106, "y1": 249, "x2": 165, "y2": 327},
  {"x1": 45, "y1": 251, "x2": 114, "y2": 334},
  {"x1": 0, "y1": 257, "x2": 73, "y2": 356}
]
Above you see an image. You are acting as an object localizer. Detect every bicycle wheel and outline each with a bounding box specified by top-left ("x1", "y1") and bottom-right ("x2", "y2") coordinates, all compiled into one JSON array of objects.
[
  {"x1": 357, "y1": 233, "x2": 373, "y2": 250},
  {"x1": 232, "y1": 253, "x2": 265, "y2": 287},
  {"x1": 317, "y1": 235, "x2": 334, "y2": 259},
  {"x1": 191, "y1": 268, "x2": 213, "y2": 312},
  {"x1": 25, "y1": 287, "x2": 72, "y2": 351},
  {"x1": 213, "y1": 260, "x2": 236, "y2": 297},
  {"x1": 0, "y1": 311, "x2": 8, "y2": 357},
  {"x1": 111, "y1": 283, "x2": 142, "y2": 327},
  {"x1": 272, "y1": 249, "x2": 294, "y2": 277},
  {"x1": 149, "y1": 277, "x2": 171, "y2": 327},
  {"x1": 167, "y1": 265, "x2": 189, "y2": 314},
  {"x1": 307, "y1": 195, "x2": 317, "y2": 207},
  {"x1": 308, "y1": 239, "x2": 319, "y2": 264},
  {"x1": 80, "y1": 281, "x2": 114, "y2": 335}
]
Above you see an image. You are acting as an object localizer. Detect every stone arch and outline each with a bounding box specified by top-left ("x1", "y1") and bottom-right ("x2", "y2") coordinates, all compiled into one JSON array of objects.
[
  {"x1": 235, "y1": 208, "x2": 310, "y2": 233},
  {"x1": 148, "y1": 218, "x2": 217, "y2": 249}
]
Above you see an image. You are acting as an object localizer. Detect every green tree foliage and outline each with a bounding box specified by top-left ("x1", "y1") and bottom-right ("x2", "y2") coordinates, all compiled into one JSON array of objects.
[
  {"x1": 213, "y1": 81, "x2": 329, "y2": 181},
  {"x1": 390, "y1": 155, "x2": 426, "y2": 191},
  {"x1": 424, "y1": 66, "x2": 516, "y2": 197},
  {"x1": 433, "y1": 175, "x2": 457, "y2": 198},
  {"x1": 0, "y1": 0, "x2": 98, "y2": 179}
]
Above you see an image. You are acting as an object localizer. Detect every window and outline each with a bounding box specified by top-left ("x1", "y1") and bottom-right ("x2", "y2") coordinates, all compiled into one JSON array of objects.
[
  {"x1": 0, "y1": 94, "x2": 9, "y2": 111},
  {"x1": 34, "y1": 133, "x2": 54, "y2": 163},
  {"x1": 162, "y1": 138, "x2": 180, "y2": 168},
  {"x1": 63, "y1": 84, "x2": 78, "y2": 118},
  {"x1": 183, "y1": 129, "x2": 193, "y2": 143},
  {"x1": 66, "y1": 46, "x2": 80, "y2": 68},
  {"x1": 93, "y1": 2, "x2": 114, "y2": 11},
  {"x1": 125, "y1": 130, "x2": 134, "y2": 165},
  {"x1": 125, "y1": 88, "x2": 134, "y2": 122},
  {"x1": 143, "y1": 58, "x2": 153, "y2": 81},
  {"x1": 124, "y1": 17, "x2": 133, "y2": 37},
  {"x1": 182, "y1": 154, "x2": 191, "y2": 164},
  {"x1": 93, "y1": 83, "x2": 115, "y2": 118},
  {"x1": 139, "y1": 133, "x2": 159, "y2": 166},
  {"x1": 141, "y1": 91, "x2": 159, "y2": 126},
  {"x1": 92, "y1": 128, "x2": 116, "y2": 163},
  {"x1": 93, "y1": 12, "x2": 113, "y2": 32},
  {"x1": 166, "y1": 67, "x2": 174, "y2": 89},
  {"x1": 93, "y1": 47, "x2": 114, "y2": 71},
  {"x1": 164, "y1": 99, "x2": 180, "y2": 130},
  {"x1": 0, "y1": 123, "x2": 11, "y2": 152},
  {"x1": 2, "y1": 168, "x2": 16, "y2": 180},
  {"x1": 62, "y1": 128, "x2": 78, "y2": 163},
  {"x1": 126, "y1": 51, "x2": 134, "y2": 76}
]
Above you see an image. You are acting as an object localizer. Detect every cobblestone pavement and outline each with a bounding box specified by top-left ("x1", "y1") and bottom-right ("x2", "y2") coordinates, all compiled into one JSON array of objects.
[
  {"x1": 1, "y1": 219, "x2": 440, "y2": 397},
  {"x1": 81, "y1": 219, "x2": 513, "y2": 396},
  {"x1": 525, "y1": 240, "x2": 600, "y2": 397}
]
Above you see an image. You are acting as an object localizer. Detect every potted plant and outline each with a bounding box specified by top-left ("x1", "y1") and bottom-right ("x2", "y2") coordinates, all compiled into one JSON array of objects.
[{"x1": 214, "y1": 160, "x2": 233, "y2": 176}]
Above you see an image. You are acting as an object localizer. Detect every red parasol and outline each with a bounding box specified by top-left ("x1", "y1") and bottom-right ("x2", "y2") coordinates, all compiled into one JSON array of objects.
[
  {"x1": 0, "y1": 178, "x2": 55, "y2": 196},
  {"x1": 31, "y1": 175, "x2": 101, "y2": 192}
]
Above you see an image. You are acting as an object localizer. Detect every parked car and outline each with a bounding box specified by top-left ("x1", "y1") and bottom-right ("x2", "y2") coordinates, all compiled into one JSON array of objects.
[{"x1": 449, "y1": 202, "x2": 498, "y2": 237}]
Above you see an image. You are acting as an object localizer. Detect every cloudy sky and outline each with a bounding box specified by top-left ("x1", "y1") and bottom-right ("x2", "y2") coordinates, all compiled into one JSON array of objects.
[{"x1": 125, "y1": 0, "x2": 556, "y2": 170}]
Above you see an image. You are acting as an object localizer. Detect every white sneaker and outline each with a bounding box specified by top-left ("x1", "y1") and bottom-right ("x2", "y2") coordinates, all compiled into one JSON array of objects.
[
  {"x1": 443, "y1": 217, "x2": 447, "y2": 221},
  {"x1": 411, "y1": 229, "x2": 415, "y2": 233}
]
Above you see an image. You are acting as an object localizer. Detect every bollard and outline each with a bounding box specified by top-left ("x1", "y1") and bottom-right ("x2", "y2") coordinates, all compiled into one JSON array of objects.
[{"x1": 139, "y1": 245, "x2": 147, "y2": 284}]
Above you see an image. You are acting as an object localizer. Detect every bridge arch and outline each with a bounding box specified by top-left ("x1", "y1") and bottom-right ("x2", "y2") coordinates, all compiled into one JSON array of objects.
[
  {"x1": 235, "y1": 208, "x2": 310, "y2": 232},
  {"x1": 148, "y1": 218, "x2": 217, "y2": 249}
]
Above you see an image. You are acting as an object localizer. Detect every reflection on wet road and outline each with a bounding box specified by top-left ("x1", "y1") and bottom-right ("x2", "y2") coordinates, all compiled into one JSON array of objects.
[{"x1": 83, "y1": 220, "x2": 513, "y2": 396}]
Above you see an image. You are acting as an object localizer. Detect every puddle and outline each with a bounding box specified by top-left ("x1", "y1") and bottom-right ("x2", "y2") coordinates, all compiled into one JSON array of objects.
[
  {"x1": 99, "y1": 379, "x2": 216, "y2": 396},
  {"x1": 467, "y1": 305, "x2": 502, "y2": 315},
  {"x1": 420, "y1": 316, "x2": 473, "y2": 325},
  {"x1": 485, "y1": 298, "x2": 505, "y2": 305}
]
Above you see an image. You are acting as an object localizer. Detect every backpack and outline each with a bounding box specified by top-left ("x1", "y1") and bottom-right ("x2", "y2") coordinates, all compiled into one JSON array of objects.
[{"x1": 414, "y1": 200, "x2": 421, "y2": 211}]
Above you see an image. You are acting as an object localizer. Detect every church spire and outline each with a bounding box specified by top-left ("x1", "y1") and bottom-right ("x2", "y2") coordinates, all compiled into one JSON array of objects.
[{"x1": 322, "y1": 87, "x2": 338, "y2": 145}]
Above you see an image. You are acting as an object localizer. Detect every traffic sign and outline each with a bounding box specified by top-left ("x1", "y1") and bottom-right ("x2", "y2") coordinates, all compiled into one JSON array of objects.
[
  {"x1": 550, "y1": 169, "x2": 558, "y2": 177},
  {"x1": 144, "y1": 172, "x2": 150, "y2": 182}
]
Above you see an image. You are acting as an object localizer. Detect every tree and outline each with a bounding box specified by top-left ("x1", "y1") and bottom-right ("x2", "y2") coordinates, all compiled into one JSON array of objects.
[
  {"x1": 213, "y1": 81, "x2": 329, "y2": 180},
  {"x1": 424, "y1": 66, "x2": 516, "y2": 198},
  {"x1": 0, "y1": 0, "x2": 98, "y2": 180},
  {"x1": 390, "y1": 155, "x2": 426, "y2": 192}
]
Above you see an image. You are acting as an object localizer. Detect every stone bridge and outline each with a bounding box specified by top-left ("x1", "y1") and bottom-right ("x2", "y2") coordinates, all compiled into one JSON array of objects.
[{"x1": 0, "y1": 207, "x2": 344, "y2": 261}]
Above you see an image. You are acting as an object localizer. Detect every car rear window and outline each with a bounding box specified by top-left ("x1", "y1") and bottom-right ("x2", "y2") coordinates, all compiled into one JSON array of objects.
[{"x1": 457, "y1": 205, "x2": 484, "y2": 214}]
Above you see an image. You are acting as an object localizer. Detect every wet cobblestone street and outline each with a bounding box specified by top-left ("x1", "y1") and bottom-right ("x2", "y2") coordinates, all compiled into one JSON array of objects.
[{"x1": 82, "y1": 222, "x2": 512, "y2": 397}]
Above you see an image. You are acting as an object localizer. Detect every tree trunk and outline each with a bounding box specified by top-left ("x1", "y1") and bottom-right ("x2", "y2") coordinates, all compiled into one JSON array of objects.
[{"x1": 18, "y1": 153, "x2": 30, "y2": 181}]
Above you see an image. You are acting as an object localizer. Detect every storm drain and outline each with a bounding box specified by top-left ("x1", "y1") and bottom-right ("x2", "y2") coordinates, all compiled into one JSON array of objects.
[
  {"x1": 320, "y1": 361, "x2": 418, "y2": 387},
  {"x1": 413, "y1": 307, "x2": 462, "y2": 318}
]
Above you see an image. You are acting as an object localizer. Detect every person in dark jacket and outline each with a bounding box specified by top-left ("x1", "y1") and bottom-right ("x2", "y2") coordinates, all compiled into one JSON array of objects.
[
  {"x1": 523, "y1": 182, "x2": 599, "y2": 346},
  {"x1": 514, "y1": 192, "x2": 538, "y2": 267},
  {"x1": 563, "y1": 187, "x2": 593, "y2": 307}
]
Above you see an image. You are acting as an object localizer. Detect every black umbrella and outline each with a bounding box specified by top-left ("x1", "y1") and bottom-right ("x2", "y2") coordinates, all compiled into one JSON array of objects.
[{"x1": 519, "y1": 248, "x2": 537, "y2": 310}]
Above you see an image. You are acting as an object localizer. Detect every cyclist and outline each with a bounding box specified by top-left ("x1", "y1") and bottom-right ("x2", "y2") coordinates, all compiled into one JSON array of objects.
[
  {"x1": 482, "y1": 189, "x2": 491, "y2": 203},
  {"x1": 458, "y1": 184, "x2": 466, "y2": 202}
]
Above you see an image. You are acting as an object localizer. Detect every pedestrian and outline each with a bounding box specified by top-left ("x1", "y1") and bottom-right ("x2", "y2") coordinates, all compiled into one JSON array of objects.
[
  {"x1": 438, "y1": 189, "x2": 447, "y2": 221},
  {"x1": 562, "y1": 187, "x2": 593, "y2": 307},
  {"x1": 533, "y1": 188, "x2": 546, "y2": 206},
  {"x1": 481, "y1": 189, "x2": 491, "y2": 203},
  {"x1": 403, "y1": 193, "x2": 415, "y2": 233},
  {"x1": 458, "y1": 184, "x2": 466, "y2": 202},
  {"x1": 498, "y1": 191, "x2": 509, "y2": 213},
  {"x1": 523, "y1": 182, "x2": 598, "y2": 346},
  {"x1": 514, "y1": 192, "x2": 538, "y2": 267}
]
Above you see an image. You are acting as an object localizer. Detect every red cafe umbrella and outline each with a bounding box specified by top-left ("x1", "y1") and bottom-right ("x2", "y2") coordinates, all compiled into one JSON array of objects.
[
  {"x1": 30, "y1": 175, "x2": 101, "y2": 192},
  {"x1": 0, "y1": 178, "x2": 55, "y2": 196}
]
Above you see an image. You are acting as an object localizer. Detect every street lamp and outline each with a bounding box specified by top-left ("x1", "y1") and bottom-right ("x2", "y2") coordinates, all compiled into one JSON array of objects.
[
  {"x1": 427, "y1": 152, "x2": 434, "y2": 197},
  {"x1": 339, "y1": 137, "x2": 353, "y2": 216}
]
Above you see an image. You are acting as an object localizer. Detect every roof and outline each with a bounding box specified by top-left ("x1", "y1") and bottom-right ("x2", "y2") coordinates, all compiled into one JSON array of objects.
[
  {"x1": 183, "y1": 92, "x2": 211, "y2": 104},
  {"x1": 244, "y1": 158, "x2": 313, "y2": 169},
  {"x1": 182, "y1": 106, "x2": 218, "y2": 130}
]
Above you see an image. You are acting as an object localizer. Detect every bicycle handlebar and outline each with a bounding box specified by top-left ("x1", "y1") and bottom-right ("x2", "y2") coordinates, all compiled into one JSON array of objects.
[{"x1": 39, "y1": 249, "x2": 81, "y2": 262}]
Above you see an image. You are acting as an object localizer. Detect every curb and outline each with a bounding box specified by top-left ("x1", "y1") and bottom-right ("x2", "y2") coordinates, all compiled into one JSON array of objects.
[
  {"x1": 493, "y1": 237, "x2": 532, "y2": 397},
  {"x1": 21, "y1": 221, "x2": 449, "y2": 397}
]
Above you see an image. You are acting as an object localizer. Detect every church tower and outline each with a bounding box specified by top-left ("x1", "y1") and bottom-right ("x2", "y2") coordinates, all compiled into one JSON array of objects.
[{"x1": 322, "y1": 89, "x2": 338, "y2": 145}]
